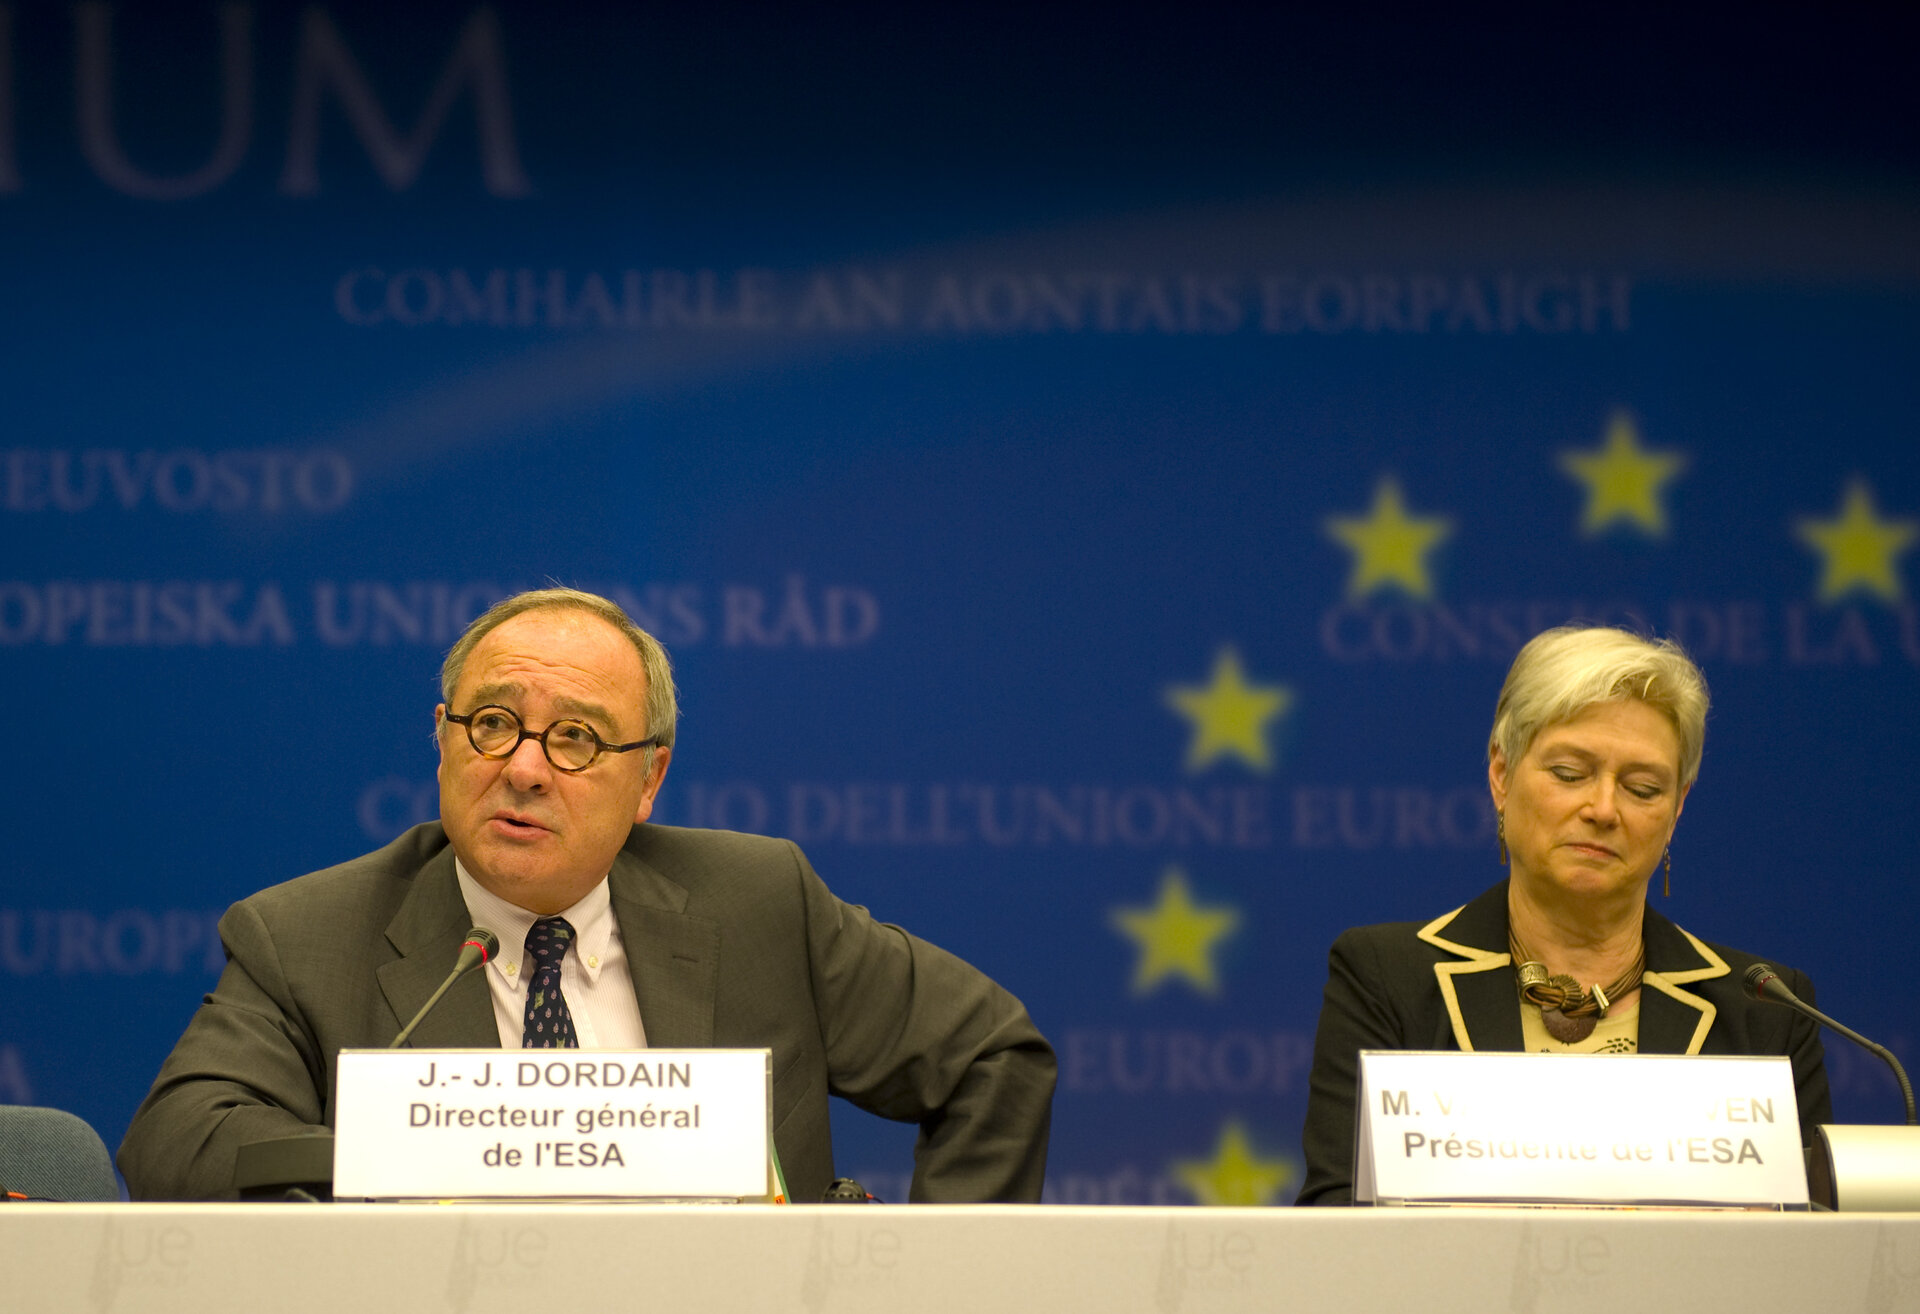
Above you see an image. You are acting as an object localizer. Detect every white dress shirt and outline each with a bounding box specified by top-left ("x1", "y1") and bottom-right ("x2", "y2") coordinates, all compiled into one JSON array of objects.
[{"x1": 454, "y1": 859, "x2": 648, "y2": 1050}]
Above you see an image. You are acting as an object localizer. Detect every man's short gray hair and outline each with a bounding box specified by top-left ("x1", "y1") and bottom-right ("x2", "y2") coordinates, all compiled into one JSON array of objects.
[
  {"x1": 1489, "y1": 625, "x2": 1708, "y2": 789},
  {"x1": 440, "y1": 587, "x2": 678, "y2": 748}
]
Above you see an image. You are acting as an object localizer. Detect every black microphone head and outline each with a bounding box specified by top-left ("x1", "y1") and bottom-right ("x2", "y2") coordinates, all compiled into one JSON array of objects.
[{"x1": 1743, "y1": 962, "x2": 1779, "y2": 1001}]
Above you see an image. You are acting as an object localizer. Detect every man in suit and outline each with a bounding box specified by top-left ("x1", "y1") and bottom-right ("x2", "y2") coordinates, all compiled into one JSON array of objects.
[{"x1": 118, "y1": 588, "x2": 1055, "y2": 1202}]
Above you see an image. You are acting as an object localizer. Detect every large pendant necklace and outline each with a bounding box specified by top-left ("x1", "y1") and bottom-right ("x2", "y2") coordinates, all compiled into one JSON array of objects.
[{"x1": 1508, "y1": 932, "x2": 1646, "y2": 1044}]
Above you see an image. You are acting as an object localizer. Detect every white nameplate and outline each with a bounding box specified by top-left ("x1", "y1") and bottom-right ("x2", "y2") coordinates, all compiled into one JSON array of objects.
[
  {"x1": 333, "y1": 1048, "x2": 771, "y2": 1200},
  {"x1": 1355, "y1": 1051, "x2": 1808, "y2": 1207}
]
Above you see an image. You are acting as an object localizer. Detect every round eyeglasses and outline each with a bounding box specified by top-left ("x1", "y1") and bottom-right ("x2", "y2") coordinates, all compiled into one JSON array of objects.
[{"x1": 444, "y1": 705, "x2": 659, "y2": 773}]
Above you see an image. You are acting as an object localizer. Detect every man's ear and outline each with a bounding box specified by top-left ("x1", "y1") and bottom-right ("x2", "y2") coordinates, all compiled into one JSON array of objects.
[{"x1": 633, "y1": 746, "x2": 672, "y2": 824}]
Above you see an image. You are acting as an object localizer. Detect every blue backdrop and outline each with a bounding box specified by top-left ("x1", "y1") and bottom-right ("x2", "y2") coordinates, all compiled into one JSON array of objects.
[{"x1": 4, "y1": 2, "x2": 1917, "y2": 1204}]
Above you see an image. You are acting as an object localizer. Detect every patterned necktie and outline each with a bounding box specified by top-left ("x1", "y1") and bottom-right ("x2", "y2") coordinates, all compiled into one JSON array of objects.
[{"x1": 521, "y1": 916, "x2": 579, "y2": 1048}]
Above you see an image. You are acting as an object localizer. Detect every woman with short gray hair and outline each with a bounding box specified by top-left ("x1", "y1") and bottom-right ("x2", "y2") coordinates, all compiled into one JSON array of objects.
[{"x1": 1295, "y1": 625, "x2": 1830, "y2": 1205}]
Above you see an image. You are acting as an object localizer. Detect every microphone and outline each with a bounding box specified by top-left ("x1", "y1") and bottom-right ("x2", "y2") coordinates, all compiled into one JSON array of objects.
[
  {"x1": 237, "y1": 928, "x2": 497, "y2": 1198},
  {"x1": 389, "y1": 928, "x2": 499, "y2": 1049},
  {"x1": 1744, "y1": 963, "x2": 1916, "y2": 1125}
]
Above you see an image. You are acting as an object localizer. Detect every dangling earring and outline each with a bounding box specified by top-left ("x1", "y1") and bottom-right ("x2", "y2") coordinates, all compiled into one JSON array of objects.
[
  {"x1": 1496, "y1": 810, "x2": 1509, "y2": 867},
  {"x1": 1662, "y1": 847, "x2": 1672, "y2": 897}
]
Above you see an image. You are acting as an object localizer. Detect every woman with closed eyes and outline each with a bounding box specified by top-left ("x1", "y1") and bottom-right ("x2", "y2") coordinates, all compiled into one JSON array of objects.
[{"x1": 1295, "y1": 625, "x2": 1830, "y2": 1205}]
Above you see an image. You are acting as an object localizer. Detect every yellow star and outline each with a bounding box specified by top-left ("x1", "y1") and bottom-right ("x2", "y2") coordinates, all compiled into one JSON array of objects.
[
  {"x1": 1164, "y1": 647, "x2": 1291, "y2": 773},
  {"x1": 1559, "y1": 411, "x2": 1686, "y2": 536},
  {"x1": 1109, "y1": 867, "x2": 1240, "y2": 997},
  {"x1": 1796, "y1": 480, "x2": 1919, "y2": 603},
  {"x1": 1172, "y1": 1121, "x2": 1296, "y2": 1206},
  {"x1": 1325, "y1": 476, "x2": 1452, "y2": 599}
]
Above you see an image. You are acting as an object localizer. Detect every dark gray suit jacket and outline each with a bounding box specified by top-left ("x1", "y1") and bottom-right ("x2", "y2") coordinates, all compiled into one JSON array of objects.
[
  {"x1": 118, "y1": 823, "x2": 1055, "y2": 1202},
  {"x1": 1295, "y1": 880, "x2": 1831, "y2": 1205}
]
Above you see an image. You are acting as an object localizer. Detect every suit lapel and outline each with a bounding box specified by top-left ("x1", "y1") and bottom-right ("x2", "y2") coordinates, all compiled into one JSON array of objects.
[
  {"x1": 377, "y1": 847, "x2": 500, "y2": 1048},
  {"x1": 1423, "y1": 887, "x2": 1729, "y2": 1055},
  {"x1": 1419, "y1": 882, "x2": 1523, "y2": 1053},
  {"x1": 1638, "y1": 908, "x2": 1727, "y2": 1055},
  {"x1": 607, "y1": 848, "x2": 720, "y2": 1048}
]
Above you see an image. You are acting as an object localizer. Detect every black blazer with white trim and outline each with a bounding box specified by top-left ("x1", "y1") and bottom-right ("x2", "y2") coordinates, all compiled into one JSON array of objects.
[{"x1": 1295, "y1": 879, "x2": 1832, "y2": 1205}]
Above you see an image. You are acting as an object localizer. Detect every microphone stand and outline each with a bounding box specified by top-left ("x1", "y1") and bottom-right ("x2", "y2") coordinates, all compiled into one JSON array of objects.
[
  {"x1": 1746, "y1": 963, "x2": 1920, "y2": 1210},
  {"x1": 234, "y1": 928, "x2": 499, "y2": 1201}
]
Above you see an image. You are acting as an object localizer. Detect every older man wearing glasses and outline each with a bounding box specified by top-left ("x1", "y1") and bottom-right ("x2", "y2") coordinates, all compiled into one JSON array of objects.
[{"x1": 118, "y1": 588, "x2": 1055, "y2": 1203}]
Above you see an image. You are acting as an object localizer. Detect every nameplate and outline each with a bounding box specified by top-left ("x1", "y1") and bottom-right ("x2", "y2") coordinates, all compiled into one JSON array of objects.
[
  {"x1": 1354, "y1": 1051, "x2": 1808, "y2": 1207},
  {"x1": 333, "y1": 1048, "x2": 772, "y2": 1200}
]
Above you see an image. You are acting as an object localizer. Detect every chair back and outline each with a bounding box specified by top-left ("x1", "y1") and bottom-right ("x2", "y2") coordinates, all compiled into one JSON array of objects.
[{"x1": 0, "y1": 1105, "x2": 121, "y2": 1202}]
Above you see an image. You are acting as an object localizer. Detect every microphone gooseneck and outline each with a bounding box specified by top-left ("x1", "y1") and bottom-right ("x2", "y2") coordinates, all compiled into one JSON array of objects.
[
  {"x1": 389, "y1": 927, "x2": 500, "y2": 1049},
  {"x1": 1745, "y1": 962, "x2": 1916, "y2": 1126}
]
